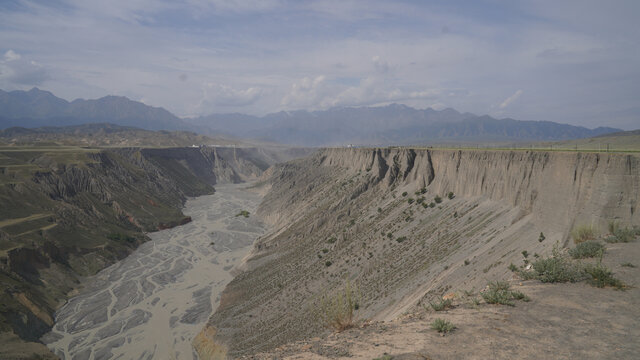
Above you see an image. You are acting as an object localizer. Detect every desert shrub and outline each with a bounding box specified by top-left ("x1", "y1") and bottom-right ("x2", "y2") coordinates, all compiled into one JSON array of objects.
[
  {"x1": 327, "y1": 237, "x2": 337, "y2": 244},
  {"x1": 235, "y1": 210, "x2": 250, "y2": 218},
  {"x1": 417, "y1": 196, "x2": 425, "y2": 204},
  {"x1": 569, "y1": 241, "x2": 604, "y2": 259},
  {"x1": 316, "y1": 281, "x2": 360, "y2": 331},
  {"x1": 621, "y1": 262, "x2": 636, "y2": 268},
  {"x1": 571, "y1": 224, "x2": 597, "y2": 244},
  {"x1": 434, "y1": 195, "x2": 442, "y2": 204},
  {"x1": 325, "y1": 261, "x2": 332, "y2": 267},
  {"x1": 464, "y1": 259, "x2": 470, "y2": 266},
  {"x1": 529, "y1": 254, "x2": 584, "y2": 283},
  {"x1": 396, "y1": 236, "x2": 407, "y2": 243},
  {"x1": 402, "y1": 191, "x2": 408, "y2": 197},
  {"x1": 429, "y1": 202, "x2": 436, "y2": 208},
  {"x1": 447, "y1": 191, "x2": 455, "y2": 200},
  {"x1": 606, "y1": 227, "x2": 636, "y2": 243},
  {"x1": 374, "y1": 356, "x2": 393, "y2": 360},
  {"x1": 481, "y1": 281, "x2": 529, "y2": 306},
  {"x1": 429, "y1": 298, "x2": 453, "y2": 311},
  {"x1": 387, "y1": 233, "x2": 393, "y2": 239},
  {"x1": 322, "y1": 248, "x2": 329, "y2": 253},
  {"x1": 538, "y1": 232, "x2": 546, "y2": 242},
  {"x1": 407, "y1": 198, "x2": 414, "y2": 204},
  {"x1": 584, "y1": 263, "x2": 625, "y2": 290},
  {"x1": 377, "y1": 207, "x2": 382, "y2": 213},
  {"x1": 430, "y1": 318, "x2": 455, "y2": 333}
]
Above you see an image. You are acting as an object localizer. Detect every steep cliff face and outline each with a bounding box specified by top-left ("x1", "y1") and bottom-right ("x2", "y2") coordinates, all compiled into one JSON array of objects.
[
  {"x1": 200, "y1": 148, "x2": 639, "y2": 357},
  {"x1": 0, "y1": 145, "x2": 296, "y2": 357}
]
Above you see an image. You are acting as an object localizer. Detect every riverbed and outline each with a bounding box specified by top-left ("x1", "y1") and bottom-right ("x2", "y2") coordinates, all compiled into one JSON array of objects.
[{"x1": 42, "y1": 183, "x2": 265, "y2": 360}]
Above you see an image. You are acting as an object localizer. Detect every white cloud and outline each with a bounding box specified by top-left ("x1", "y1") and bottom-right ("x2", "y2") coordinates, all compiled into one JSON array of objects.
[
  {"x1": 4, "y1": 50, "x2": 21, "y2": 62},
  {"x1": 280, "y1": 75, "x2": 328, "y2": 108},
  {"x1": 0, "y1": 50, "x2": 50, "y2": 87},
  {"x1": 199, "y1": 83, "x2": 263, "y2": 110},
  {"x1": 281, "y1": 74, "x2": 440, "y2": 110},
  {"x1": 372, "y1": 55, "x2": 389, "y2": 73},
  {"x1": 499, "y1": 89, "x2": 523, "y2": 109}
]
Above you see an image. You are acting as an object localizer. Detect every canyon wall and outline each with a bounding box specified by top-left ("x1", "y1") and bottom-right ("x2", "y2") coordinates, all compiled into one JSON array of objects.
[
  {"x1": 0, "y1": 146, "x2": 296, "y2": 357},
  {"x1": 199, "y1": 148, "x2": 639, "y2": 358}
]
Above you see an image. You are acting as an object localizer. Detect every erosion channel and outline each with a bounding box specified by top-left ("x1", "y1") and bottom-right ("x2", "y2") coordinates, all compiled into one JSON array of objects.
[{"x1": 42, "y1": 183, "x2": 265, "y2": 359}]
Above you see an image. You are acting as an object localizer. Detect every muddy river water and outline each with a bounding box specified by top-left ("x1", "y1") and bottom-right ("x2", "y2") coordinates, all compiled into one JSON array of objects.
[{"x1": 42, "y1": 183, "x2": 265, "y2": 360}]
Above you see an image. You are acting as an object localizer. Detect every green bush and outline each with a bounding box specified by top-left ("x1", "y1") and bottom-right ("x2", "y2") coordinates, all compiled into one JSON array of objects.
[
  {"x1": 606, "y1": 227, "x2": 636, "y2": 243},
  {"x1": 402, "y1": 191, "x2": 408, "y2": 197},
  {"x1": 434, "y1": 195, "x2": 442, "y2": 204},
  {"x1": 316, "y1": 281, "x2": 360, "y2": 331},
  {"x1": 569, "y1": 241, "x2": 604, "y2": 259},
  {"x1": 447, "y1": 191, "x2": 455, "y2": 200},
  {"x1": 407, "y1": 198, "x2": 414, "y2": 204},
  {"x1": 235, "y1": 210, "x2": 250, "y2": 218},
  {"x1": 429, "y1": 298, "x2": 453, "y2": 311},
  {"x1": 430, "y1": 318, "x2": 455, "y2": 333},
  {"x1": 538, "y1": 232, "x2": 546, "y2": 242},
  {"x1": 429, "y1": 202, "x2": 436, "y2": 208},
  {"x1": 325, "y1": 261, "x2": 332, "y2": 267},
  {"x1": 481, "y1": 281, "x2": 529, "y2": 306},
  {"x1": 396, "y1": 236, "x2": 407, "y2": 243},
  {"x1": 530, "y1": 255, "x2": 584, "y2": 283},
  {"x1": 584, "y1": 264, "x2": 625, "y2": 290},
  {"x1": 571, "y1": 224, "x2": 597, "y2": 244}
]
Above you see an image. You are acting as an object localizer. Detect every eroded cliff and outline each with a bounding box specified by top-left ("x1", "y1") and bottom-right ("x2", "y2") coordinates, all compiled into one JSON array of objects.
[
  {"x1": 0, "y1": 145, "x2": 300, "y2": 358},
  {"x1": 198, "y1": 148, "x2": 639, "y2": 358}
]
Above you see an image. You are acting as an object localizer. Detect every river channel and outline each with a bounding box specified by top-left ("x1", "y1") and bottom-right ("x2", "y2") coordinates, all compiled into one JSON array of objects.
[{"x1": 42, "y1": 183, "x2": 265, "y2": 360}]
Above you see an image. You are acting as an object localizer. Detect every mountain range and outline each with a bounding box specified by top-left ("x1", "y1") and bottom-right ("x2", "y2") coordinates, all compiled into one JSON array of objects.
[
  {"x1": 0, "y1": 88, "x2": 622, "y2": 146},
  {"x1": 0, "y1": 88, "x2": 190, "y2": 131}
]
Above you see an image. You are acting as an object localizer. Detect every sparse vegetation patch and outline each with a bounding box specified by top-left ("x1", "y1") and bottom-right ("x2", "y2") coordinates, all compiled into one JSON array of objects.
[
  {"x1": 569, "y1": 241, "x2": 604, "y2": 259},
  {"x1": 571, "y1": 224, "x2": 597, "y2": 244},
  {"x1": 235, "y1": 210, "x2": 250, "y2": 218},
  {"x1": 430, "y1": 318, "x2": 455, "y2": 334},
  {"x1": 429, "y1": 298, "x2": 453, "y2": 311},
  {"x1": 315, "y1": 281, "x2": 360, "y2": 331},
  {"x1": 481, "y1": 281, "x2": 529, "y2": 306}
]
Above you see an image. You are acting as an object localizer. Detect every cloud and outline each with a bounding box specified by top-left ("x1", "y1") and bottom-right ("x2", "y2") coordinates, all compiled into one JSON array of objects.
[
  {"x1": 281, "y1": 74, "x2": 440, "y2": 110},
  {"x1": 199, "y1": 83, "x2": 263, "y2": 109},
  {"x1": 499, "y1": 90, "x2": 523, "y2": 109},
  {"x1": 372, "y1": 56, "x2": 389, "y2": 74},
  {"x1": 0, "y1": 50, "x2": 50, "y2": 86},
  {"x1": 281, "y1": 75, "x2": 328, "y2": 108},
  {"x1": 4, "y1": 50, "x2": 21, "y2": 62}
]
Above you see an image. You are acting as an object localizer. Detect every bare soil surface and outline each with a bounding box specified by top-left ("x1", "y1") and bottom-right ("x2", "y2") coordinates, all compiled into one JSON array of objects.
[{"x1": 242, "y1": 241, "x2": 640, "y2": 360}]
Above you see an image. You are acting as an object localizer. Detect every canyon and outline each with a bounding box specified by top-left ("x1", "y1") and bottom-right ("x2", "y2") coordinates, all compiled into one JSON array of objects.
[{"x1": 1, "y1": 145, "x2": 638, "y2": 359}]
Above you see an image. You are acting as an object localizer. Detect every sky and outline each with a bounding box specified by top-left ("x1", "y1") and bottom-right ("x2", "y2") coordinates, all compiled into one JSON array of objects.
[{"x1": 0, "y1": 0, "x2": 638, "y2": 129}]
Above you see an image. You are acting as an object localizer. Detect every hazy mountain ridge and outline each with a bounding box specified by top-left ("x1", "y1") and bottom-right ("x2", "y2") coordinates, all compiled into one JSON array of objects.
[
  {"x1": 189, "y1": 104, "x2": 620, "y2": 146},
  {"x1": 0, "y1": 88, "x2": 191, "y2": 131},
  {"x1": 0, "y1": 88, "x2": 621, "y2": 146}
]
